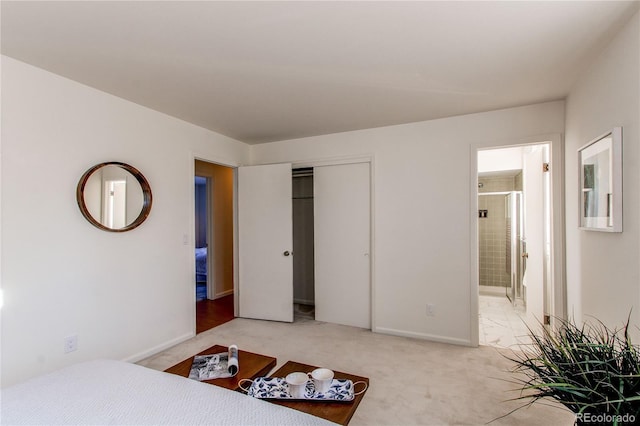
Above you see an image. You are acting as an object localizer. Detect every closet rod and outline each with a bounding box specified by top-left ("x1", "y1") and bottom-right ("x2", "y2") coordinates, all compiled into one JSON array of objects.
[{"x1": 292, "y1": 167, "x2": 314, "y2": 178}]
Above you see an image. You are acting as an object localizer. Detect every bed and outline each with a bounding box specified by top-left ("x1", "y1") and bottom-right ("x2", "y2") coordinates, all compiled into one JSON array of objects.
[{"x1": 1, "y1": 359, "x2": 335, "y2": 425}]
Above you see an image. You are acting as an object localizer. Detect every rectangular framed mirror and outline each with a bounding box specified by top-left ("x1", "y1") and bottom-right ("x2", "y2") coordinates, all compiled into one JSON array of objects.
[{"x1": 578, "y1": 127, "x2": 622, "y2": 232}]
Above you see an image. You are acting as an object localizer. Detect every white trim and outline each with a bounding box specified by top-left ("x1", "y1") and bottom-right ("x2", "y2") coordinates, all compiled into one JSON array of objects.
[
  {"x1": 233, "y1": 168, "x2": 239, "y2": 318},
  {"x1": 192, "y1": 152, "x2": 241, "y2": 169},
  {"x1": 369, "y1": 157, "x2": 377, "y2": 332},
  {"x1": 0, "y1": 55, "x2": 3, "y2": 314},
  {"x1": 256, "y1": 153, "x2": 374, "y2": 169},
  {"x1": 189, "y1": 152, "x2": 240, "y2": 332},
  {"x1": 292, "y1": 154, "x2": 374, "y2": 169},
  {"x1": 188, "y1": 153, "x2": 197, "y2": 334},
  {"x1": 206, "y1": 176, "x2": 214, "y2": 299},
  {"x1": 551, "y1": 134, "x2": 567, "y2": 325},
  {"x1": 469, "y1": 133, "x2": 566, "y2": 346},
  {"x1": 469, "y1": 149, "x2": 480, "y2": 347},
  {"x1": 213, "y1": 289, "x2": 234, "y2": 300},
  {"x1": 479, "y1": 191, "x2": 520, "y2": 196},
  {"x1": 122, "y1": 332, "x2": 194, "y2": 364},
  {"x1": 375, "y1": 327, "x2": 472, "y2": 347}
]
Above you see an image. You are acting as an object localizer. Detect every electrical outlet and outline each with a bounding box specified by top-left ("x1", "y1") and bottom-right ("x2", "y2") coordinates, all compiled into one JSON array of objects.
[
  {"x1": 426, "y1": 304, "x2": 436, "y2": 316},
  {"x1": 64, "y1": 335, "x2": 78, "y2": 353}
]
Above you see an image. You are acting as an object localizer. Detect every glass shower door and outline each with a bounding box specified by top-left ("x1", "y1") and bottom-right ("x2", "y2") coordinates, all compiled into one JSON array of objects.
[{"x1": 505, "y1": 192, "x2": 524, "y2": 306}]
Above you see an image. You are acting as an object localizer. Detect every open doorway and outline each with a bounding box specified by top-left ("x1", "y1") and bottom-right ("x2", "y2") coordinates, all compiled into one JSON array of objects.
[
  {"x1": 292, "y1": 167, "x2": 316, "y2": 321},
  {"x1": 194, "y1": 159, "x2": 235, "y2": 333},
  {"x1": 477, "y1": 144, "x2": 551, "y2": 348},
  {"x1": 194, "y1": 176, "x2": 208, "y2": 301}
]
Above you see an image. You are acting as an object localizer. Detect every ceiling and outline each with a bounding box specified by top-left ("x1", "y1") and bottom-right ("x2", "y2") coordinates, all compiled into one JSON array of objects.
[{"x1": 2, "y1": 1, "x2": 638, "y2": 144}]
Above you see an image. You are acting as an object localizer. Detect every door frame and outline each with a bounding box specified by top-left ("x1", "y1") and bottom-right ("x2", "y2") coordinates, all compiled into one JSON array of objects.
[
  {"x1": 189, "y1": 152, "x2": 241, "y2": 333},
  {"x1": 251, "y1": 154, "x2": 376, "y2": 330},
  {"x1": 469, "y1": 134, "x2": 565, "y2": 347},
  {"x1": 292, "y1": 155, "x2": 375, "y2": 330}
]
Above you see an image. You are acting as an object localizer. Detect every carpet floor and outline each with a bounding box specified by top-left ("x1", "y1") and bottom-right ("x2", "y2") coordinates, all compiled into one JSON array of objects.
[{"x1": 138, "y1": 318, "x2": 574, "y2": 426}]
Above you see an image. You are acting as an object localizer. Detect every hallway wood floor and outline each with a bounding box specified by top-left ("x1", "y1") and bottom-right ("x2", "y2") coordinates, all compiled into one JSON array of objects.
[{"x1": 196, "y1": 294, "x2": 234, "y2": 334}]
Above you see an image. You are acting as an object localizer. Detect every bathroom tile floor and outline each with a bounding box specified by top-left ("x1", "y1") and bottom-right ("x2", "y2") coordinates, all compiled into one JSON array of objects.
[{"x1": 479, "y1": 293, "x2": 532, "y2": 349}]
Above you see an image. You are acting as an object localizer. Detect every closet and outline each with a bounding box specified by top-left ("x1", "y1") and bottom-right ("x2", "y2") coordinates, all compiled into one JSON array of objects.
[
  {"x1": 292, "y1": 168, "x2": 315, "y2": 313},
  {"x1": 238, "y1": 161, "x2": 371, "y2": 329}
]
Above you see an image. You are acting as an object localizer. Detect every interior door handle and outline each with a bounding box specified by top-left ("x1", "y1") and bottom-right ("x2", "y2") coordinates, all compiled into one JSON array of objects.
[{"x1": 283, "y1": 251, "x2": 291, "y2": 256}]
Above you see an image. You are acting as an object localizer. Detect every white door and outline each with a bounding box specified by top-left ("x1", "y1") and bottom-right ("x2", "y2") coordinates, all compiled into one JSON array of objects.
[
  {"x1": 238, "y1": 163, "x2": 293, "y2": 322},
  {"x1": 314, "y1": 162, "x2": 371, "y2": 329},
  {"x1": 523, "y1": 146, "x2": 546, "y2": 327}
]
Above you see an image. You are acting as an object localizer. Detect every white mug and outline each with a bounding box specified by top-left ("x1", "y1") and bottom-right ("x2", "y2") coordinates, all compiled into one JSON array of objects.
[
  {"x1": 309, "y1": 368, "x2": 334, "y2": 394},
  {"x1": 285, "y1": 372, "x2": 308, "y2": 398}
]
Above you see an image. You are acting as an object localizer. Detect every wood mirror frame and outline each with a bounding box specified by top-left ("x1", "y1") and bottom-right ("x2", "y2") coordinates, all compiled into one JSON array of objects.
[{"x1": 76, "y1": 162, "x2": 152, "y2": 232}]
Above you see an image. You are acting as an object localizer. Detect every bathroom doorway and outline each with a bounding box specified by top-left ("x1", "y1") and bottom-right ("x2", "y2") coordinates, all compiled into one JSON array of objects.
[{"x1": 477, "y1": 144, "x2": 551, "y2": 348}]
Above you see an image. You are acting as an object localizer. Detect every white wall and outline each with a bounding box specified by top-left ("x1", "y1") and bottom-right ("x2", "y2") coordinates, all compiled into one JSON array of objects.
[
  {"x1": 565, "y1": 12, "x2": 640, "y2": 332},
  {"x1": 252, "y1": 101, "x2": 565, "y2": 345},
  {"x1": 0, "y1": 56, "x2": 250, "y2": 386}
]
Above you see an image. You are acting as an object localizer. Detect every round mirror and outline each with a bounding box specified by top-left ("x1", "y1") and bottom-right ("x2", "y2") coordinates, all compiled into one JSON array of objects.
[{"x1": 76, "y1": 162, "x2": 152, "y2": 232}]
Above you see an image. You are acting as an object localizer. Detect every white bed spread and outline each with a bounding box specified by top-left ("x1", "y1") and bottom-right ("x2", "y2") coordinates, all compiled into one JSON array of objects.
[{"x1": 1, "y1": 359, "x2": 336, "y2": 425}]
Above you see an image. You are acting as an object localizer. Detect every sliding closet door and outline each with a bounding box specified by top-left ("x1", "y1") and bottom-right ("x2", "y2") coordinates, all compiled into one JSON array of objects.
[
  {"x1": 314, "y1": 162, "x2": 371, "y2": 329},
  {"x1": 238, "y1": 163, "x2": 293, "y2": 322}
]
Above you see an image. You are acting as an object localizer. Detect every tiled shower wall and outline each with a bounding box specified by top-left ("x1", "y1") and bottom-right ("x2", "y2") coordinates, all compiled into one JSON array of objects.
[
  {"x1": 478, "y1": 194, "x2": 509, "y2": 287},
  {"x1": 478, "y1": 174, "x2": 522, "y2": 287}
]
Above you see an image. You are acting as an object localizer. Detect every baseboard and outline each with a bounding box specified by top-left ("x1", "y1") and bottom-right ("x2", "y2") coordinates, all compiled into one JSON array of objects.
[
  {"x1": 212, "y1": 289, "x2": 233, "y2": 300},
  {"x1": 122, "y1": 331, "x2": 195, "y2": 364},
  {"x1": 374, "y1": 327, "x2": 472, "y2": 347},
  {"x1": 293, "y1": 298, "x2": 315, "y2": 305}
]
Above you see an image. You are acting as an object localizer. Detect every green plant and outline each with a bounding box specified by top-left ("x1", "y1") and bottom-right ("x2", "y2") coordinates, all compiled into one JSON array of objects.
[{"x1": 507, "y1": 315, "x2": 640, "y2": 425}]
